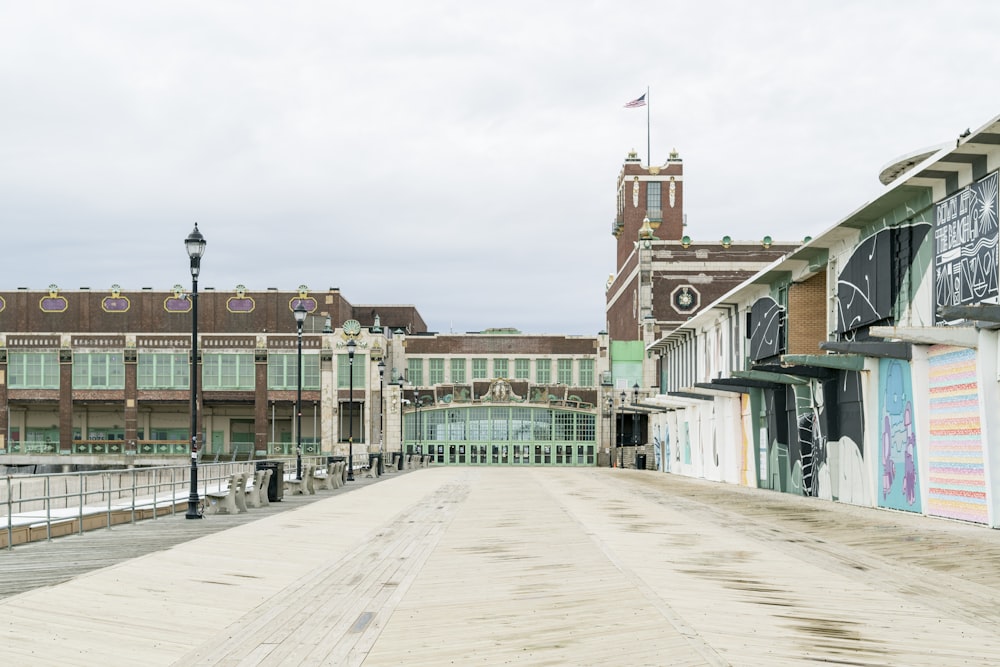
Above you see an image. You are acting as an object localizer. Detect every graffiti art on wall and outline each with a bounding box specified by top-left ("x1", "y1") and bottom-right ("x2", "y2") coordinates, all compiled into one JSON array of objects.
[
  {"x1": 837, "y1": 222, "x2": 932, "y2": 333},
  {"x1": 927, "y1": 345, "x2": 987, "y2": 523},
  {"x1": 934, "y1": 170, "x2": 999, "y2": 322},
  {"x1": 808, "y1": 371, "x2": 868, "y2": 506},
  {"x1": 877, "y1": 358, "x2": 920, "y2": 512},
  {"x1": 749, "y1": 296, "x2": 784, "y2": 361}
]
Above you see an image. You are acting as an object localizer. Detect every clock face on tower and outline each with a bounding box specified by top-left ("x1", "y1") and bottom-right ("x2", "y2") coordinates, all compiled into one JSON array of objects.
[
  {"x1": 670, "y1": 284, "x2": 700, "y2": 314},
  {"x1": 343, "y1": 319, "x2": 361, "y2": 336}
]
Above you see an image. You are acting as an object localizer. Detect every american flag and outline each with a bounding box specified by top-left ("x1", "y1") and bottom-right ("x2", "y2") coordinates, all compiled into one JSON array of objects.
[{"x1": 624, "y1": 93, "x2": 646, "y2": 108}]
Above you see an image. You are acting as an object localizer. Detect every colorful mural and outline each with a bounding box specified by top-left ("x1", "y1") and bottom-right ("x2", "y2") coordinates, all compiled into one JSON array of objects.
[
  {"x1": 749, "y1": 296, "x2": 785, "y2": 361},
  {"x1": 878, "y1": 358, "x2": 920, "y2": 512},
  {"x1": 934, "y1": 171, "x2": 999, "y2": 322},
  {"x1": 837, "y1": 222, "x2": 932, "y2": 333},
  {"x1": 926, "y1": 345, "x2": 988, "y2": 524}
]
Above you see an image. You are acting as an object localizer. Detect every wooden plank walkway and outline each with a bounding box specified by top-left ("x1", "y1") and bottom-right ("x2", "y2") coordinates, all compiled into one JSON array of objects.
[{"x1": 3, "y1": 467, "x2": 1000, "y2": 665}]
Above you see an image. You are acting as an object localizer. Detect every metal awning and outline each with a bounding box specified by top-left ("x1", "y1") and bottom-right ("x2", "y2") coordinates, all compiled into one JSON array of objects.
[
  {"x1": 818, "y1": 341, "x2": 911, "y2": 360},
  {"x1": 869, "y1": 325, "x2": 979, "y2": 349},
  {"x1": 937, "y1": 304, "x2": 1000, "y2": 325},
  {"x1": 733, "y1": 370, "x2": 808, "y2": 385},
  {"x1": 780, "y1": 353, "x2": 866, "y2": 370}
]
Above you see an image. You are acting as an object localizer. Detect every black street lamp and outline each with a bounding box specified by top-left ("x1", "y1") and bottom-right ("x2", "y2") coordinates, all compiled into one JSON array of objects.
[
  {"x1": 606, "y1": 394, "x2": 614, "y2": 469},
  {"x1": 414, "y1": 388, "x2": 423, "y2": 460},
  {"x1": 377, "y1": 359, "x2": 385, "y2": 468},
  {"x1": 618, "y1": 390, "x2": 626, "y2": 469},
  {"x1": 397, "y1": 377, "x2": 406, "y2": 467},
  {"x1": 185, "y1": 223, "x2": 206, "y2": 520},
  {"x1": 293, "y1": 302, "x2": 307, "y2": 479},
  {"x1": 347, "y1": 337, "x2": 356, "y2": 481},
  {"x1": 632, "y1": 382, "x2": 640, "y2": 469}
]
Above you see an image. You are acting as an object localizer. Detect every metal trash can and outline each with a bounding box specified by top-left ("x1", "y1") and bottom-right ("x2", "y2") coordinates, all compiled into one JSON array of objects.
[
  {"x1": 635, "y1": 453, "x2": 647, "y2": 470},
  {"x1": 255, "y1": 461, "x2": 285, "y2": 502},
  {"x1": 369, "y1": 453, "x2": 384, "y2": 475}
]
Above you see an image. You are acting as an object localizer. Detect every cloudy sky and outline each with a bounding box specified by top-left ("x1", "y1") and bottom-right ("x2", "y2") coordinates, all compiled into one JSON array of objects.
[{"x1": 3, "y1": 2, "x2": 1000, "y2": 335}]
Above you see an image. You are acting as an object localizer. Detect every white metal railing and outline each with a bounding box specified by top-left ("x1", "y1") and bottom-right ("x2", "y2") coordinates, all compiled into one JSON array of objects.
[{"x1": 1, "y1": 458, "x2": 320, "y2": 550}]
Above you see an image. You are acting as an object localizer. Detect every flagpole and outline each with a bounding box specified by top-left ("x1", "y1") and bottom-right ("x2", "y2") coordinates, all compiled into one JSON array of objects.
[{"x1": 646, "y1": 85, "x2": 651, "y2": 168}]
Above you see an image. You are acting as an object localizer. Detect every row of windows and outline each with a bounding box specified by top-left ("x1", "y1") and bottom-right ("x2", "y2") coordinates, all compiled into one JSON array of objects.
[
  {"x1": 406, "y1": 357, "x2": 595, "y2": 387},
  {"x1": 7, "y1": 352, "x2": 322, "y2": 391},
  {"x1": 6, "y1": 351, "x2": 596, "y2": 392},
  {"x1": 405, "y1": 406, "x2": 596, "y2": 443}
]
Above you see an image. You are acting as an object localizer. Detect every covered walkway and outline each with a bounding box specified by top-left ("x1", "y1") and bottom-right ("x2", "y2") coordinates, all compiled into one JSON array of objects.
[{"x1": 2, "y1": 468, "x2": 1000, "y2": 665}]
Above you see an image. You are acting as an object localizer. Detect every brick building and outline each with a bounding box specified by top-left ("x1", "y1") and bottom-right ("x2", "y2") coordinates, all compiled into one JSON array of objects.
[
  {"x1": 605, "y1": 148, "x2": 798, "y2": 395},
  {"x1": 0, "y1": 285, "x2": 609, "y2": 468}
]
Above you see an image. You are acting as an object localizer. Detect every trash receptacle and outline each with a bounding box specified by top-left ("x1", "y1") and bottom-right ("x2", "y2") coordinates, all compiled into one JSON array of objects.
[
  {"x1": 256, "y1": 460, "x2": 285, "y2": 502},
  {"x1": 369, "y1": 453, "x2": 383, "y2": 475},
  {"x1": 635, "y1": 453, "x2": 647, "y2": 470}
]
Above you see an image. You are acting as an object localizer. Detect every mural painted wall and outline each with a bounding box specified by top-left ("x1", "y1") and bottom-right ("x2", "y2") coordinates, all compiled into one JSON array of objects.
[
  {"x1": 878, "y1": 358, "x2": 921, "y2": 512},
  {"x1": 816, "y1": 371, "x2": 868, "y2": 506},
  {"x1": 934, "y1": 170, "x2": 999, "y2": 323},
  {"x1": 749, "y1": 296, "x2": 785, "y2": 360},
  {"x1": 837, "y1": 222, "x2": 933, "y2": 334},
  {"x1": 926, "y1": 345, "x2": 988, "y2": 524}
]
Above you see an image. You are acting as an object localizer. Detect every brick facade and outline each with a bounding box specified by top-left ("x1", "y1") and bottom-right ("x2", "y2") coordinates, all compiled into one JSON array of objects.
[{"x1": 787, "y1": 272, "x2": 828, "y2": 356}]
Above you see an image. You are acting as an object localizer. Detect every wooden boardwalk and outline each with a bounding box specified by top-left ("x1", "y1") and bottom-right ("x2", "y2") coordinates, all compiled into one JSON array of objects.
[{"x1": 3, "y1": 467, "x2": 1000, "y2": 666}]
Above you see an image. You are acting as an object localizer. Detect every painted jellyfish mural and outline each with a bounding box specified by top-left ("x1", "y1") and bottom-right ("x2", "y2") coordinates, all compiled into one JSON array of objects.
[{"x1": 879, "y1": 358, "x2": 920, "y2": 512}]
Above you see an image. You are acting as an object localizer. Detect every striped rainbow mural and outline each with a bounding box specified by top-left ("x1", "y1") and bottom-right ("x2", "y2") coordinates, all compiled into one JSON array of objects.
[{"x1": 926, "y1": 345, "x2": 987, "y2": 524}]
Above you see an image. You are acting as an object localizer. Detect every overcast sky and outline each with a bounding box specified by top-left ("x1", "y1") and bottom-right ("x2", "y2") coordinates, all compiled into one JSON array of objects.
[{"x1": 3, "y1": 2, "x2": 1000, "y2": 335}]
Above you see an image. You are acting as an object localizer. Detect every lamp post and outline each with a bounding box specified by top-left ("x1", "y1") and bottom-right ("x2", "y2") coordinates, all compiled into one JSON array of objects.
[
  {"x1": 185, "y1": 223, "x2": 206, "y2": 520},
  {"x1": 414, "y1": 388, "x2": 422, "y2": 461},
  {"x1": 347, "y1": 337, "x2": 356, "y2": 481},
  {"x1": 377, "y1": 359, "x2": 385, "y2": 472},
  {"x1": 397, "y1": 377, "x2": 406, "y2": 467},
  {"x1": 632, "y1": 382, "x2": 640, "y2": 469},
  {"x1": 618, "y1": 390, "x2": 626, "y2": 469},
  {"x1": 293, "y1": 302, "x2": 307, "y2": 479},
  {"x1": 606, "y1": 394, "x2": 614, "y2": 468}
]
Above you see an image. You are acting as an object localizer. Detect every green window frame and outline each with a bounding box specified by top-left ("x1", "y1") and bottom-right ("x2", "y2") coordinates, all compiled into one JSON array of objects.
[
  {"x1": 557, "y1": 358, "x2": 573, "y2": 385},
  {"x1": 338, "y1": 352, "x2": 369, "y2": 389},
  {"x1": 472, "y1": 358, "x2": 487, "y2": 379},
  {"x1": 535, "y1": 358, "x2": 551, "y2": 384},
  {"x1": 578, "y1": 359, "x2": 594, "y2": 387},
  {"x1": 428, "y1": 358, "x2": 445, "y2": 385},
  {"x1": 72, "y1": 352, "x2": 126, "y2": 389},
  {"x1": 514, "y1": 358, "x2": 530, "y2": 380},
  {"x1": 8, "y1": 351, "x2": 60, "y2": 389},
  {"x1": 137, "y1": 352, "x2": 190, "y2": 390},
  {"x1": 202, "y1": 352, "x2": 255, "y2": 390},
  {"x1": 554, "y1": 412, "x2": 575, "y2": 441},
  {"x1": 450, "y1": 358, "x2": 466, "y2": 383},
  {"x1": 268, "y1": 353, "x2": 320, "y2": 390},
  {"x1": 407, "y1": 358, "x2": 424, "y2": 386},
  {"x1": 493, "y1": 358, "x2": 509, "y2": 379}
]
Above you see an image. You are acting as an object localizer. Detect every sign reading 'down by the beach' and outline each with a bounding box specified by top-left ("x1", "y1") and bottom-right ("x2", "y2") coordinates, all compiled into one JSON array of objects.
[{"x1": 934, "y1": 170, "x2": 999, "y2": 322}]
